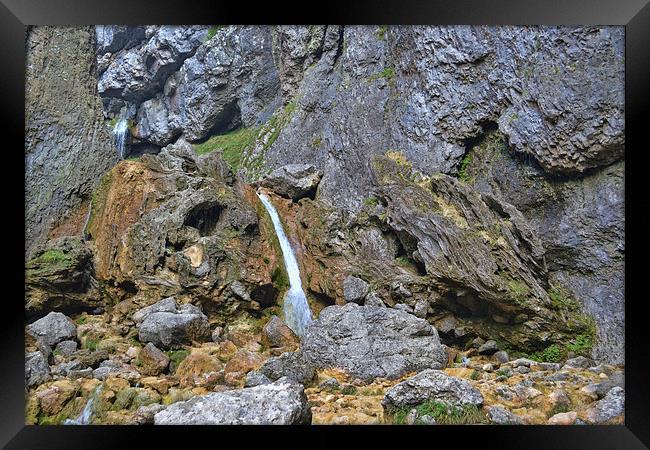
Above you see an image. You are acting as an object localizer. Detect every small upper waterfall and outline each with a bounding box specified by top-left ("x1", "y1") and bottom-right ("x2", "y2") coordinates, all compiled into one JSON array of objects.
[
  {"x1": 113, "y1": 118, "x2": 129, "y2": 160},
  {"x1": 257, "y1": 191, "x2": 313, "y2": 337},
  {"x1": 64, "y1": 385, "x2": 102, "y2": 425}
]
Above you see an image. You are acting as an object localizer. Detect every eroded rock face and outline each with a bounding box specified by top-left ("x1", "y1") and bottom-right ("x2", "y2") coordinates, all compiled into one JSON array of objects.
[
  {"x1": 25, "y1": 237, "x2": 102, "y2": 318},
  {"x1": 26, "y1": 26, "x2": 118, "y2": 260},
  {"x1": 301, "y1": 303, "x2": 447, "y2": 381},
  {"x1": 462, "y1": 131, "x2": 624, "y2": 363},
  {"x1": 153, "y1": 377, "x2": 312, "y2": 424},
  {"x1": 381, "y1": 369, "x2": 484, "y2": 412},
  {"x1": 98, "y1": 26, "x2": 209, "y2": 105},
  {"x1": 261, "y1": 26, "x2": 623, "y2": 211},
  {"x1": 87, "y1": 139, "x2": 282, "y2": 319}
]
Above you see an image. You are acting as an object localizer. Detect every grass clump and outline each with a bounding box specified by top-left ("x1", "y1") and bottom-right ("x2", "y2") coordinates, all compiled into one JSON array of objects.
[
  {"x1": 506, "y1": 279, "x2": 530, "y2": 303},
  {"x1": 392, "y1": 401, "x2": 487, "y2": 425},
  {"x1": 457, "y1": 151, "x2": 474, "y2": 183},
  {"x1": 368, "y1": 67, "x2": 395, "y2": 84},
  {"x1": 38, "y1": 249, "x2": 72, "y2": 265},
  {"x1": 165, "y1": 349, "x2": 190, "y2": 374},
  {"x1": 83, "y1": 338, "x2": 99, "y2": 351},
  {"x1": 192, "y1": 127, "x2": 259, "y2": 171},
  {"x1": 205, "y1": 26, "x2": 225, "y2": 41},
  {"x1": 363, "y1": 196, "x2": 379, "y2": 207}
]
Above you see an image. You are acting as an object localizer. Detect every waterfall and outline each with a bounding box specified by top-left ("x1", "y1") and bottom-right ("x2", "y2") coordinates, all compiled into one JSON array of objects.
[
  {"x1": 113, "y1": 118, "x2": 129, "y2": 160},
  {"x1": 64, "y1": 385, "x2": 102, "y2": 425},
  {"x1": 257, "y1": 191, "x2": 313, "y2": 337}
]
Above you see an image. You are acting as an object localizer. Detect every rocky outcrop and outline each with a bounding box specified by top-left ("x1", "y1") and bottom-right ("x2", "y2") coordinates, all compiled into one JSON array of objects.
[
  {"x1": 259, "y1": 164, "x2": 323, "y2": 200},
  {"x1": 26, "y1": 351, "x2": 51, "y2": 388},
  {"x1": 86, "y1": 139, "x2": 284, "y2": 319},
  {"x1": 98, "y1": 26, "x2": 209, "y2": 107},
  {"x1": 462, "y1": 131, "x2": 623, "y2": 363},
  {"x1": 153, "y1": 377, "x2": 312, "y2": 424},
  {"x1": 381, "y1": 369, "x2": 484, "y2": 412},
  {"x1": 25, "y1": 237, "x2": 102, "y2": 318},
  {"x1": 300, "y1": 303, "x2": 448, "y2": 381},
  {"x1": 25, "y1": 26, "x2": 118, "y2": 260},
  {"x1": 134, "y1": 298, "x2": 211, "y2": 348}
]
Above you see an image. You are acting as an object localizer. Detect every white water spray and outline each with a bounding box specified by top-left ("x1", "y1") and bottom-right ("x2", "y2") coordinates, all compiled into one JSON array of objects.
[
  {"x1": 64, "y1": 385, "x2": 102, "y2": 425},
  {"x1": 113, "y1": 118, "x2": 129, "y2": 159},
  {"x1": 257, "y1": 191, "x2": 312, "y2": 337}
]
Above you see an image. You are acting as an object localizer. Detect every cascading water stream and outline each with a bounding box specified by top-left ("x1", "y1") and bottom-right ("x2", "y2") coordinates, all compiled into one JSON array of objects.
[
  {"x1": 113, "y1": 118, "x2": 129, "y2": 160},
  {"x1": 257, "y1": 191, "x2": 313, "y2": 337},
  {"x1": 64, "y1": 385, "x2": 102, "y2": 425}
]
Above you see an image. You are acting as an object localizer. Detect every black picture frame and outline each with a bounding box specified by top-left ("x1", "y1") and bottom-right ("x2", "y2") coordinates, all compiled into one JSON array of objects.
[{"x1": 3, "y1": 0, "x2": 648, "y2": 447}]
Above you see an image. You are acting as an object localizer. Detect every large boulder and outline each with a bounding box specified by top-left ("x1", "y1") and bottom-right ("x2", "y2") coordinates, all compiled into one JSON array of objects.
[
  {"x1": 300, "y1": 303, "x2": 447, "y2": 381},
  {"x1": 134, "y1": 297, "x2": 211, "y2": 348},
  {"x1": 260, "y1": 164, "x2": 323, "y2": 201},
  {"x1": 261, "y1": 315, "x2": 299, "y2": 350},
  {"x1": 27, "y1": 312, "x2": 77, "y2": 347},
  {"x1": 153, "y1": 377, "x2": 312, "y2": 424},
  {"x1": 381, "y1": 369, "x2": 484, "y2": 412}
]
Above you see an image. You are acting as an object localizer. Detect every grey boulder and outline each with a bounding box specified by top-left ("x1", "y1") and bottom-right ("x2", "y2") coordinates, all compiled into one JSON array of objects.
[
  {"x1": 154, "y1": 377, "x2": 311, "y2": 424},
  {"x1": 27, "y1": 312, "x2": 77, "y2": 347},
  {"x1": 26, "y1": 351, "x2": 51, "y2": 388},
  {"x1": 258, "y1": 351, "x2": 315, "y2": 385},
  {"x1": 382, "y1": 369, "x2": 484, "y2": 412},
  {"x1": 581, "y1": 386, "x2": 625, "y2": 424},
  {"x1": 134, "y1": 297, "x2": 211, "y2": 348},
  {"x1": 342, "y1": 276, "x2": 369, "y2": 304},
  {"x1": 485, "y1": 405, "x2": 525, "y2": 424},
  {"x1": 300, "y1": 303, "x2": 447, "y2": 381}
]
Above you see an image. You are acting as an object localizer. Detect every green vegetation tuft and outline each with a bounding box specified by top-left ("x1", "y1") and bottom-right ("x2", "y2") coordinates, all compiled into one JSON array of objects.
[
  {"x1": 363, "y1": 196, "x2": 379, "y2": 207},
  {"x1": 165, "y1": 349, "x2": 189, "y2": 373},
  {"x1": 271, "y1": 266, "x2": 289, "y2": 292},
  {"x1": 206, "y1": 26, "x2": 225, "y2": 41},
  {"x1": 38, "y1": 249, "x2": 72, "y2": 265},
  {"x1": 83, "y1": 338, "x2": 99, "y2": 351},
  {"x1": 506, "y1": 279, "x2": 530, "y2": 303},
  {"x1": 458, "y1": 151, "x2": 474, "y2": 183},
  {"x1": 341, "y1": 385, "x2": 357, "y2": 395},
  {"x1": 368, "y1": 67, "x2": 395, "y2": 84},
  {"x1": 470, "y1": 370, "x2": 480, "y2": 380},
  {"x1": 192, "y1": 127, "x2": 259, "y2": 172},
  {"x1": 374, "y1": 26, "x2": 388, "y2": 40},
  {"x1": 392, "y1": 401, "x2": 487, "y2": 425}
]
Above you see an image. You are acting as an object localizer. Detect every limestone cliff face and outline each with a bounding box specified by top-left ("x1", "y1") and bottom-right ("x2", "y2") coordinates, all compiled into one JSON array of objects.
[{"x1": 25, "y1": 26, "x2": 119, "y2": 260}]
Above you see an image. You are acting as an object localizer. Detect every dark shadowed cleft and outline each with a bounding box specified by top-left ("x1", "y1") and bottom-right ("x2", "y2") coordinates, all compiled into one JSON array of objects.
[{"x1": 183, "y1": 201, "x2": 223, "y2": 236}]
